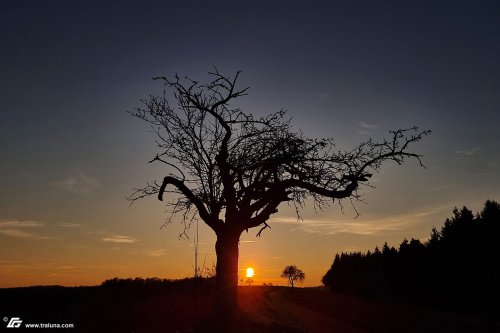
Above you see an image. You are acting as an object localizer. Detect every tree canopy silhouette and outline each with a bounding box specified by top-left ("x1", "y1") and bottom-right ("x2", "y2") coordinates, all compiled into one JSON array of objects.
[
  {"x1": 281, "y1": 265, "x2": 305, "y2": 288},
  {"x1": 322, "y1": 200, "x2": 500, "y2": 329},
  {"x1": 128, "y1": 69, "x2": 429, "y2": 320}
]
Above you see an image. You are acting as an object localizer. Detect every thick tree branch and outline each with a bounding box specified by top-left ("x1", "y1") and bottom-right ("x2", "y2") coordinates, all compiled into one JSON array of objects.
[
  {"x1": 158, "y1": 176, "x2": 221, "y2": 232},
  {"x1": 247, "y1": 199, "x2": 282, "y2": 230}
]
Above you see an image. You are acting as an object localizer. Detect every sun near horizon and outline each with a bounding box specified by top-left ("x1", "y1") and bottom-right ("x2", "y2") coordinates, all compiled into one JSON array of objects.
[{"x1": 245, "y1": 267, "x2": 254, "y2": 278}]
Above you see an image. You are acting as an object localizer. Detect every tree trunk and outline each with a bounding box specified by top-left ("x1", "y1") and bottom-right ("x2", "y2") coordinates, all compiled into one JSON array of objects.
[{"x1": 214, "y1": 229, "x2": 241, "y2": 324}]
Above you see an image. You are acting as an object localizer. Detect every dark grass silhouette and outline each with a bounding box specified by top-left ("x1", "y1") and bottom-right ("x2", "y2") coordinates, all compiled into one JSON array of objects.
[
  {"x1": 322, "y1": 200, "x2": 500, "y2": 332},
  {"x1": 0, "y1": 279, "x2": 296, "y2": 332},
  {"x1": 0, "y1": 282, "x2": 486, "y2": 333},
  {"x1": 0, "y1": 278, "x2": 217, "y2": 332}
]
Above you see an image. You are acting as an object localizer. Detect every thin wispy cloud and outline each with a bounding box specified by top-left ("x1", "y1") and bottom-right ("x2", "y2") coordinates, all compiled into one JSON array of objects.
[
  {"x1": 189, "y1": 242, "x2": 209, "y2": 247},
  {"x1": 316, "y1": 92, "x2": 330, "y2": 100},
  {"x1": 52, "y1": 170, "x2": 101, "y2": 194},
  {"x1": 0, "y1": 229, "x2": 37, "y2": 238},
  {"x1": 0, "y1": 219, "x2": 52, "y2": 239},
  {"x1": 454, "y1": 147, "x2": 481, "y2": 156},
  {"x1": 294, "y1": 220, "x2": 409, "y2": 236},
  {"x1": 357, "y1": 121, "x2": 378, "y2": 136},
  {"x1": 58, "y1": 222, "x2": 81, "y2": 228},
  {"x1": 271, "y1": 217, "x2": 409, "y2": 235},
  {"x1": 102, "y1": 235, "x2": 138, "y2": 244},
  {"x1": 149, "y1": 249, "x2": 167, "y2": 256},
  {"x1": 270, "y1": 207, "x2": 442, "y2": 236},
  {"x1": 358, "y1": 121, "x2": 378, "y2": 129},
  {"x1": 0, "y1": 220, "x2": 44, "y2": 228}
]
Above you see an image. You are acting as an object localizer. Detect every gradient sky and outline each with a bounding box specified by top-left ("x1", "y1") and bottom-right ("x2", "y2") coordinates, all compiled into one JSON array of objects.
[{"x1": 1, "y1": 0, "x2": 499, "y2": 287}]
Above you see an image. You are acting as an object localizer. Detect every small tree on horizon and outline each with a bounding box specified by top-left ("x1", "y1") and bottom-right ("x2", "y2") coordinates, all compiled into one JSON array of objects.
[
  {"x1": 128, "y1": 69, "x2": 429, "y2": 323},
  {"x1": 281, "y1": 265, "x2": 306, "y2": 288}
]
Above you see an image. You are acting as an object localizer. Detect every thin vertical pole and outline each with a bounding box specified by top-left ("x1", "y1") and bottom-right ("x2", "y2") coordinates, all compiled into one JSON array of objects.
[{"x1": 194, "y1": 219, "x2": 199, "y2": 277}]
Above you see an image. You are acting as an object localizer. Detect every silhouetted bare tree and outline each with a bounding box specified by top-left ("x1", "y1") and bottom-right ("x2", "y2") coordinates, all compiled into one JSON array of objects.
[
  {"x1": 128, "y1": 69, "x2": 429, "y2": 320},
  {"x1": 281, "y1": 265, "x2": 305, "y2": 288}
]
